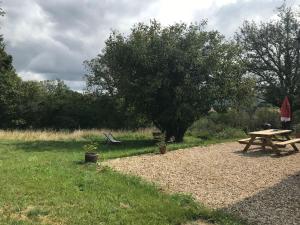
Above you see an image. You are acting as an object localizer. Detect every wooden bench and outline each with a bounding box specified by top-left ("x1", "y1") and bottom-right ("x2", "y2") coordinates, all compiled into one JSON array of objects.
[
  {"x1": 238, "y1": 137, "x2": 262, "y2": 144},
  {"x1": 275, "y1": 138, "x2": 300, "y2": 148}
]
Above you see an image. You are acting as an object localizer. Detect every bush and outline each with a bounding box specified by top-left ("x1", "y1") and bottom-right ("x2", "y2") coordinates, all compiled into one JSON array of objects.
[
  {"x1": 188, "y1": 116, "x2": 245, "y2": 140},
  {"x1": 292, "y1": 123, "x2": 300, "y2": 133},
  {"x1": 214, "y1": 127, "x2": 246, "y2": 139},
  {"x1": 188, "y1": 106, "x2": 281, "y2": 139},
  {"x1": 252, "y1": 107, "x2": 280, "y2": 129},
  {"x1": 292, "y1": 110, "x2": 300, "y2": 124},
  {"x1": 208, "y1": 110, "x2": 251, "y2": 128}
]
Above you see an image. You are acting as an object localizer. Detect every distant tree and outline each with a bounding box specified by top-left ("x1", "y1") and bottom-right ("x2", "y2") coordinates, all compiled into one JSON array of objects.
[
  {"x1": 236, "y1": 4, "x2": 300, "y2": 109},
  {"x1": 209, "y1": 41, "x2": 256, "y2": 112},
  {"x1": 37, "y1": 80, "x2": 78, "y2": 129},
  {"x1": 0, "y1": 7, "x2": 22, "y2": 128},
  {"x1": 17, "y1": 80, "x2": 91, "y2": 129},
  {"x1": 85, "y1": 21, "x2": 252, "y2": 141},
  {"x1": 18, "y1": 81, "x2": 46, "y2": 128}
]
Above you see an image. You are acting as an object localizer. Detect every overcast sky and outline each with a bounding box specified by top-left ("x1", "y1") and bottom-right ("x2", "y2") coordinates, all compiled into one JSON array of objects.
[{"x1": 1, "y1": 0, "x2": 300, "y2": 91}]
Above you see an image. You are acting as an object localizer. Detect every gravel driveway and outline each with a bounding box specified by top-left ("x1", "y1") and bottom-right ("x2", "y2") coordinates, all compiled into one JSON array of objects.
[{"x1": 105, "y1": 142, "x2": 300, "y2": 225}]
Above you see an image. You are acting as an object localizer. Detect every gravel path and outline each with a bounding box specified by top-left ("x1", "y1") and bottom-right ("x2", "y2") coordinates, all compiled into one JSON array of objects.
[{"x1": 105, "y1": 142, "x2": 300, "y2": 225}]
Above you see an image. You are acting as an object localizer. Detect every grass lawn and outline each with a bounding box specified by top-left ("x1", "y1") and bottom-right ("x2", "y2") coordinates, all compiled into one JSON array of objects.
[{"x1": 0, "y1": 130, "x2": 245, "y2": 225}]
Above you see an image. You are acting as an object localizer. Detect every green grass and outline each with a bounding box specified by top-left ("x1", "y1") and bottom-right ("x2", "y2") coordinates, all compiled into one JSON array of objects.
[{"x1": 0, "y1": 132, "x2": 246, "y2": 225}]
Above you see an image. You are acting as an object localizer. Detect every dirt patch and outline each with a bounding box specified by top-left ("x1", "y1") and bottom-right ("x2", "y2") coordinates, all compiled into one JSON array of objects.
[
  {"x1": 0, "y1": 205, "x2": 63, "y2": 225},
  {"x1": 105, "y1": 142, "x2": 300, "y2": 225}
]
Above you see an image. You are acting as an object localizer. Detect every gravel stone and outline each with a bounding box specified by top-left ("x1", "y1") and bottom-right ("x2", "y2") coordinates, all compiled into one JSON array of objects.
[{"x1": 105, "y1": 142, "x2": 300, "y2": 225}]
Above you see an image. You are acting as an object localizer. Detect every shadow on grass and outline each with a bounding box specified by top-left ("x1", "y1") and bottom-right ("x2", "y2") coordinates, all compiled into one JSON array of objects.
[
  {"x1": 74, "y1": 160, "x2": 86, "y2": 165},
  {"x1": 1, "y1": 139, "x2": 156, "y2": 154}
]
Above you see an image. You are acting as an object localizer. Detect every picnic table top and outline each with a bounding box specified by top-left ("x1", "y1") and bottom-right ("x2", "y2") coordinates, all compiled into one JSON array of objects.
[{"x1": 249, "y1": 129, "x2": 292, "y2": 136}]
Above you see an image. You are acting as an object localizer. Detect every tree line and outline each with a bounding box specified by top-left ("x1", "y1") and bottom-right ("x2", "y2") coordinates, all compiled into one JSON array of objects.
[{"x1": 1, "y1": 3, "x2": 300, "y2": 141}]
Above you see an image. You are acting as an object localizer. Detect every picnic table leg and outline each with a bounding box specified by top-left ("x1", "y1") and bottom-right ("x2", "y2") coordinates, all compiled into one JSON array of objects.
[
  {"x1": 291, "y1": 143, "x2": 300, "y2": 152},
  {"x1": 243, "y1": 136, "x2": 256, "y2": 152},
  {"x1": 266, "y1": 138, "x2": 281, "y2": 155},
  {"x1": 283, "y1": 134, "x2": 299, "y2": 152},
  {"x1": 261, "y1": 138, "x2": 267, "y2": 151}
]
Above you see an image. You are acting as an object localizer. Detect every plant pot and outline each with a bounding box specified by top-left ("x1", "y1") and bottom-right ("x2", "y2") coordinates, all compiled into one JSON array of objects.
[
  {"x1": 85, "y1": 152, "x2": 98, "y2": 163},
  {"x1": 159, "y1": 146, "x2": 167, "y2": 154}
]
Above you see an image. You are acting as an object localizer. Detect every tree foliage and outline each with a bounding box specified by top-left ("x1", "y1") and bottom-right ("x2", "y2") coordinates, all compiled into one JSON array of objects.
[
  {"x1": 85, "y1": 21, "x2": 253, "y2": 141},
  {"x1": 236, "y1": 4, "x2": 300, "y2": 109},
  {"x1": 209, "y1": 41, "x2": 255, "y2": 112},
  {"x1": 0, "y1": 35, "x2": 22, "y2": 128}
]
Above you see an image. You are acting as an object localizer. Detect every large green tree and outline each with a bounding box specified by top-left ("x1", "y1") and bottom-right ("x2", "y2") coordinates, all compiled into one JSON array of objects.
[
  {"x1": 236, "y1": 4, "x2": 300, "y2": 109},
  {"x1": 85, "y1": 21, "x2": 252, "y2": 141}
]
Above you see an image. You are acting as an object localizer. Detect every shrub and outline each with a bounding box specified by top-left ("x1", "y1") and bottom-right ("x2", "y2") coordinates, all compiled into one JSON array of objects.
[
  {"x1": 188, "y1": 116, "x2": 245, "y2": 140},
  {"x1": 214, "y1": 127, "x2": 246, "y2": 139},
  {"x1": 293, "y1": 123, "x2": 300, "y2": 133},
  {"x1": 188, "y1": 106, "x2": 281, "y2": 139},
  {"x1": 292, "y1": 110, "x2": 300, "y2": 124},
  {"x1": 83, "y1": 142, "x2": 98, "y2": 153},
  {"x1": 252, "y1": 107, "x2": 280, "y2": 129}
]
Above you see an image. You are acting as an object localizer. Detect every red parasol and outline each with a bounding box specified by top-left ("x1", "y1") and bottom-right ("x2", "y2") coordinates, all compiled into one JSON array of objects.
[{"x1": 280, "y1": 96, "x2": 291, "y2": 122}]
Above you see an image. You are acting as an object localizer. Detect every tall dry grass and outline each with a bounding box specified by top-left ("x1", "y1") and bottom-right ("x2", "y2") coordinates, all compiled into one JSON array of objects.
[{"x1": 0, "y1": 128, "x2": 154, "y2": 141}]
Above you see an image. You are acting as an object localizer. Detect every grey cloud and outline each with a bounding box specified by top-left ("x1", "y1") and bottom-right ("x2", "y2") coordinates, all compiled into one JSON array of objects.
[
  {"x1": 64, "y1": 80, "x2": 86, "y2": 92},
  {"x1": 3, "y1": 0, "x2": 300, "y2": 91},
  {"x1": 2, "y1": 0, "x2": 158, "y2": 90},
  {"x1": 37, "y1": 0, "x2": 153, "y2": 31},
  {"x1": 53, "y1": 33, "x2": 86, "y2": 53},
  {"x1": 6, "y1": 34, "x2": 84, "y2": 80},
  {"x1": 194, "y1": 0, "x2": 297, "y2": 38}
]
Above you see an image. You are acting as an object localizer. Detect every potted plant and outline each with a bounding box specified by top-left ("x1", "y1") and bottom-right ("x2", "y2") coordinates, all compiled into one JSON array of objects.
[
  {"x1": 293, "y1": 124, "x2": 300, "y2": 138},
  {"x1": 157, "y1": 134, "x2": 167, "y2": 154},
  {"x1": 83, "y1": 142, "x2": 99, "y2": 163},
  {"x1": 152, "y1": 131, "x2": 162, "y2": 141}
]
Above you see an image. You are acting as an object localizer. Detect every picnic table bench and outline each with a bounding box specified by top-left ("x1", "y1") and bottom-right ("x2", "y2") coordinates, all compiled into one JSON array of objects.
[{"x1": 238, "y1": 129, "x2": 300, "y2": 155}]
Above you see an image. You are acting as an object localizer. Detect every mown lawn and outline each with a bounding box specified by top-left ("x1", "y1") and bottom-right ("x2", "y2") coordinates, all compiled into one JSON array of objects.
[{"x1": 0, "y1": 131, "x2": 245, "y2": 225}]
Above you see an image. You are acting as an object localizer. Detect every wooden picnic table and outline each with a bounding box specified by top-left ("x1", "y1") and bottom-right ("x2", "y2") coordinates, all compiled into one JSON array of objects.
[{"x1": 238, "y1": 129, "x2": 300, "y2": 155}]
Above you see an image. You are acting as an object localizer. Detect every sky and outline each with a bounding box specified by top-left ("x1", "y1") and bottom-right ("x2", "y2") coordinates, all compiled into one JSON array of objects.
[{"x1": 1, "y1": 0, "x2": 300, "y2": 91}]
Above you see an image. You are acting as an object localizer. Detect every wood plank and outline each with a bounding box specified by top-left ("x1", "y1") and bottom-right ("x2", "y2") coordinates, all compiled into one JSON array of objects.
[
  {"x1": 249, "y1": 129, "x2": 292, "y2": 137},
  {"x1": 275, "y1": 138, "x2": 300, "y2": 147},
  {"x1": 238, "y1": 137, "x2": 263, "y2": 144},
  {"x1": 238, "y1": 138, "x2": 251, "y2": 142},
  {"x1": 273, "y1": 141, "x2": 286, "y2": 147},
  {"x1": 239, "y1": 141, "x2": 267, "y2": 145}
]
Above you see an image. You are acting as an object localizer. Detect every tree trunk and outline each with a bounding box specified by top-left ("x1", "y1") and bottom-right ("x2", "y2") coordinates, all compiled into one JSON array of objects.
[
  {"x1": 165, "y1": 130, "x2": 173, "y2": 142},
  {"x1": 165, "y1": 124, "x2": 187, "y2": 142},
  {"x1": 165, "y1": 126, "x2": 186, "y2": 142},
  {"x1": 174, "y1": 127, "x2": 186, "y2": 142}
]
